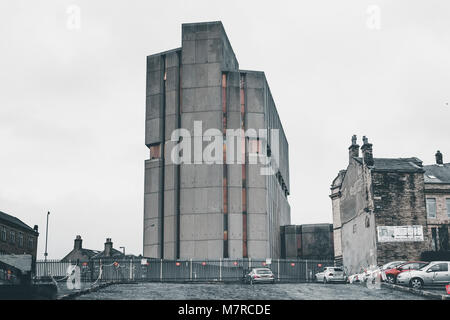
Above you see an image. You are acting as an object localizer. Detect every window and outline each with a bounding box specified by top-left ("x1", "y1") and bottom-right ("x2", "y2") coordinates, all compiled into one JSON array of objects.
[
  {"x1": 0, "y1": 227, "x2": 6, "y2": 242},
  {"x1": 9, "y1": 231, "x2": 15, "y2": 244},
  {"x1": 428, "y1": 263, "x2": 448, "y2": 272},
  {"x1": 426, "y1": 198, "x2": 437, "y2": 218},
  {"x1": 447, "y1": 199, "x2": 450, "y2": 218},
  {"x1": 18, "y1": 233, "x2": 23, "y2": 248},
  {"x1": 28, "y1": 237, "x2": 34, "y2": 249},
  {"x1": 150, "y1": 144, "x2": 161, "y2": 160}
]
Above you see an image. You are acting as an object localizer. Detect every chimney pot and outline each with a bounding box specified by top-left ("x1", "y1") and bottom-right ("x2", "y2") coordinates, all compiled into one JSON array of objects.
[
  {"x1": 361, "y1": 136, "x2": 374, "y2": 166},
  {"x1": 348, "y1": 135, "x2": 360, "y2": 163},
  {"x1": 435, "y1": 150, "x2": 443, "y2": 165},
  {"x1": 74, "y1": 235, "x2": 83, "y2": 250},
  {"x1": 104, "y1": 238, "x2": 113, "y2": 257}
]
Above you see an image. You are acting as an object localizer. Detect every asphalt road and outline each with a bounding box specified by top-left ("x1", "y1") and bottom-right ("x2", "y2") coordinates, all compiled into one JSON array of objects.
[{"x1": 75, "y1": 282, "x2": 427, "y2": 300}]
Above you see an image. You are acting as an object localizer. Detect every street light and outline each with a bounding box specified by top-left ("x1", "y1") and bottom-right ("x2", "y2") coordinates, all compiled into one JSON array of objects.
[
  {"x1": 119, "y1": 246, "x2": 125, "y2": 256},
  {"x1": 44, "y1": 211, "x2": 50, "y2": 277}
]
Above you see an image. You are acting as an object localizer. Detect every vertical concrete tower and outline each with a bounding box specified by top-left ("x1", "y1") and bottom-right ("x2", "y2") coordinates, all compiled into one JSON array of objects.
[{"x1": 144, "y1": 21, "x2": 290, "y2": 259}]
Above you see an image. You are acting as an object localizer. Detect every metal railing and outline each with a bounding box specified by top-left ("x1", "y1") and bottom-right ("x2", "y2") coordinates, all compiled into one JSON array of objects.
[{"x1": 35, "y1": 258, "x2": 334, "y2": 283}]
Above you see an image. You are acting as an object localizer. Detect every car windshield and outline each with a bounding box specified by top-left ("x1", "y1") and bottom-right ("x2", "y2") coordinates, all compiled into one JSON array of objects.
[
  {"x1": 256, "y1": 269, "x2": 272, "y2": 274},
  {"x1": 331, "y1": 268, "x2": 343, "y2": 272},
  {"x1": 419, "y1": 263, "x2": 431, "y2": 271}
]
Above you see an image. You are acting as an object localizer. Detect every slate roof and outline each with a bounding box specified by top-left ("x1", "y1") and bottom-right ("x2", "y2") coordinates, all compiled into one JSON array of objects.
[
  {"x1": 0, "y1": 211, "x2": 37, "y2": 233},
  {"x1": 353, "y1": 157, "x2": 424, "y2": 172},
  {"x1": 90, "y1": 248, "x2": 125, "y2": 259},
  {"x1": 423, "y1": 163, "x2": 450, "y2": 184}
]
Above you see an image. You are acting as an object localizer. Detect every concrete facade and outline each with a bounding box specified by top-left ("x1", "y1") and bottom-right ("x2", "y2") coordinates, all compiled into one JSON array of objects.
[
  {"x1": 144, "y1": 22, "x2": 290, "y2": 260},
  {"x1": 280, "y1": 224, "x2": 334, "y2": 260},
  {"x1": 330, "y1": 136, "x2": 432, "y2": 274}
]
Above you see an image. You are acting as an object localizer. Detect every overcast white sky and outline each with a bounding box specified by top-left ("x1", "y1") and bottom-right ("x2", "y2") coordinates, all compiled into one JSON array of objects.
[{"x1": 1, "y1": 0, "x2": 449, "y2": 259}]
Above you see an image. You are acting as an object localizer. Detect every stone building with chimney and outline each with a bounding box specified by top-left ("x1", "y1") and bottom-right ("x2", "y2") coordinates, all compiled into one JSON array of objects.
[
  {"x1": 330, "y1": 136, "x2": 434, "y2": 273},
  {"x1": 423, "y1": 151, "x2": 450, "y2": 253},
  {"x1": 61, "y1": 235, "x2": 99, "y2": 262},
  {"x1": 61, "y1": 237, "x2": 128, "y2": 262}
]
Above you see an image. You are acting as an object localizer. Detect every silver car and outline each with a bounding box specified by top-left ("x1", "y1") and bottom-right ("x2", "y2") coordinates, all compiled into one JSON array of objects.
[
  {"x1": 244, "y1": 268, "x2": 275, "y2": 284},
  {"x1": 316, "y1": 267, "x2": 347, "y2": 283},
  {"x1": 396, "y1": 261, "x2": 450, "y2": 289}
]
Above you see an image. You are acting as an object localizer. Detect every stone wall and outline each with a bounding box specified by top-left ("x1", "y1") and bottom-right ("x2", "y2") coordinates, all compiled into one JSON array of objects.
[{"x1": 372, "y1": 171, "x2": 431, "y2": 264}]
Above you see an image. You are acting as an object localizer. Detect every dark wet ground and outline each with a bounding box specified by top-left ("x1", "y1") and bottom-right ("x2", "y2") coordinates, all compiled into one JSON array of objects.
[{"x1": 74, "y1": 282, "x2": 428, "y2": 300}]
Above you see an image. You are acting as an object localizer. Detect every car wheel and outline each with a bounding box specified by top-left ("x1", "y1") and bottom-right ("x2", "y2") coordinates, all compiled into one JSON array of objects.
[
  {"x1": 410, "y1": 278, "x2": 423, "y2": 289},
  {"x1": 386, "y1": 275, "x2": 395, "y2": 284}
]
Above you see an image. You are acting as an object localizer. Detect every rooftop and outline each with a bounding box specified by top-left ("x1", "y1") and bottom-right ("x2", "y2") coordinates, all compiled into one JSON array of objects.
[
  {"x1": 0, "y1": 211, "x2": 37, "y2": 234},
  {"x1": 353, "y1": 157, "x2": 424, "y2": 173},
  {"x1": 424, "y1": 163, "x2": 450, "y2": 184}
]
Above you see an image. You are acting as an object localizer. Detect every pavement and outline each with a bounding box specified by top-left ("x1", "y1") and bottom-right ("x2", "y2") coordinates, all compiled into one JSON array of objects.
[{"x1": 74, "y1": 282, "x2": 429, "y2": 300}]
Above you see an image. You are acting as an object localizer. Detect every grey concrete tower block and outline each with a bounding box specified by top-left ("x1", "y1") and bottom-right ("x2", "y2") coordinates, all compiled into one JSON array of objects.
[
  {"x1": 247, "y1": 163, "x2": 266, "y2": 188},
  {"x1": 144, "y1": 160, "x2": 163, "y2": 194},
  {"x1": 227, "y1": 164, "x2": 243, "y2": 188},
  {"x1": 180, "y1": 213, "x2": 223, "y2": 241},
  {"x1": 146, "y1": 94, "x2": 162, "y2": 120},
  {"x1": 245, "y1": 71, "x2": 265, "y2": 89},
  {"x1": 247, "y1": 240, "x2": 268, "y2": 259},
  {"x1": 248, "y1": 214, "x2": 268, "y2": 240},
  {"x1": 246, "y1": 88, "x2": 265, "y2": 113},
  {"x1": 145, "y1": 21, "x2": 290, "y2": 259},
  {"x1": 247, "y1": 113, "x2": 265, "y2": 130},
  {"x1": 227, "y1": 187, "x2": 243, "y2": 214},
  {"x1": 145, "y1": 118, "x2": 162, "y2": 146},
  {"x1": 144, "y1": 192, "x2": 159, "y2": 220},
  {"x1": 181, "y1": 87, "x2": 221, "y2": 112},
  {"x1": 181, "y1": 111, "x2": 222, "y2": 134},
  {"x1": 180, "y1": 164, "x2": 222, "y2": 188},
  {"x1": 247, "y1": 188, "x2": 267, "y2": 214},
  {"x1": 180, "y1": 187, "x2": 222, "y2": 214}
]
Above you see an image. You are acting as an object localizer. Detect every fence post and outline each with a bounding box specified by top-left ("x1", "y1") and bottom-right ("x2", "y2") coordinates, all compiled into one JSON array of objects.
[
  {"x1": 305, "y1": 260, "x2": 308, "y2": 282},
  {"x1": 277, "y1": 259, "x2": 280, "y2": 281},
  {"x1": 129, "y1": 258, "x2": 133, "y2": 281},
  {"x1": 219, "y1": 259, "x2": 222, "y2": 282},
  {"x1": 160, "y1": 259, "x2": 163, "y2": 282},
  {"x1": 189, "y1": 259, "x2": 192, "y2": 281}
]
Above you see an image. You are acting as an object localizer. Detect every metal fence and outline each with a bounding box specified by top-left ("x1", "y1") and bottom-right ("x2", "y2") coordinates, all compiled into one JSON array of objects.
[{"x1": 35, "y1": 258, "x2": 334, "y2": 283}]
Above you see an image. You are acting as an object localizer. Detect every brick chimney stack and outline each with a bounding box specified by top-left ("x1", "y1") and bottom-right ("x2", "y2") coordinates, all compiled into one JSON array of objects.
[
  {"x1": 104, "y1": 238, "x2": 113, "y2": 257},
  {"x1": 348, "y1": 135, "x2": 360, "y2": 163},
  {"x1": 435, "y1": 150, "x2": 443, "y2": 165},
  {"x1": 74, "y1": 235, "x2": 82, "y2": 250},
  {"x1": 361, "y1": 136, "x2": 374, "y2": 166}
]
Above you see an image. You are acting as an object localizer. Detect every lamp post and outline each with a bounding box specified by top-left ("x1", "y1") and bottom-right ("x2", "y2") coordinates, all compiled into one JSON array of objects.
[
  {"x1": 44, "y1": 211, "x2": 50, "y2": 277},
  {"x1": 120, "y1": 246, "x2": 126, "y2": 256}
]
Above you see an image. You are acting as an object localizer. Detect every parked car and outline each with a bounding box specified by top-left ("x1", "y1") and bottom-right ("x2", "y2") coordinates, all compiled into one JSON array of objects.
[
  {"x1": 396, "y1": 261, "x2": 450, "y2": 289},
  {"x1": 315, "y1": 267, "x2": 347, "y2": 284},
  {"x1": 381, "y1": 261, "x2": 405, "y2": 271},
  {"x1": 384, "y1": 261, "x2": 428, "y2": 284},
  {"x1": 244, "y1": 268, "x2": 275, "y2": 284}
]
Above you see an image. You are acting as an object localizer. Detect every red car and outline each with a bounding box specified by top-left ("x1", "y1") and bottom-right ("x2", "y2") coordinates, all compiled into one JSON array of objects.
[{"x1": 384, "y1": 261, "x2": 428, "y2": 284}]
